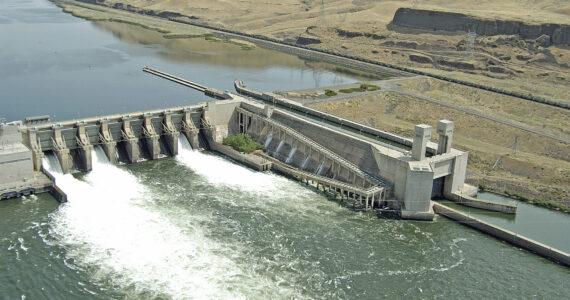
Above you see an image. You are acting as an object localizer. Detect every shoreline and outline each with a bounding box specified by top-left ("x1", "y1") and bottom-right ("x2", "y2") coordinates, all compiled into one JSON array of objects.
[{"x1": 51, "y1": 0, "x2": 569, "y2": 109}]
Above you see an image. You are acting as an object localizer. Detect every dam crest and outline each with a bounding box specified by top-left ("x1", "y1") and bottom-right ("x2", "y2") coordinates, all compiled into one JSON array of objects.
[{"x1": 1, "y1": 72, "x2": 472, "y2": 222}]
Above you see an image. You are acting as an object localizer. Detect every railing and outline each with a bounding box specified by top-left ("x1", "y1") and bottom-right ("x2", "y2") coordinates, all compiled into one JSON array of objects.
[
  {"x1": 259, "y1": 153, "x2": 384, "y2": 197},
  {"x1": 237, "y1": 106, "x2": 389, "y2": 188}
]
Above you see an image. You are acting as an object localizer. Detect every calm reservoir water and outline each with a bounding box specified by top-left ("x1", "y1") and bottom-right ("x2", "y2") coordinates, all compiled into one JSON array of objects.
[{"x1": 0, "y1": 0, "x2": 569, "y2": 299}]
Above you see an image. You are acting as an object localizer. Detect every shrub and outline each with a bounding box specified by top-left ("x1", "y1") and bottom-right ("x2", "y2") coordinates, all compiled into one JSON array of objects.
[
  {"x1": 339, "y1": 84, "x2": 381, "y2": 93},
  {"x1": 223, "y1": 134, "x2": 263, "y2": 153},
  {"x1": 324, "y1": 89, "x2": 337, "y2": 96},
  {"x1": 339, "y1": 87, "x2": 364, "y2": 93}
]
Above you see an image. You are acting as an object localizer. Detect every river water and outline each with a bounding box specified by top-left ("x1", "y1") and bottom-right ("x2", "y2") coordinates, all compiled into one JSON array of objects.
[{"x1": 1, "y1": 0, "x2": 569, "y2": 299}]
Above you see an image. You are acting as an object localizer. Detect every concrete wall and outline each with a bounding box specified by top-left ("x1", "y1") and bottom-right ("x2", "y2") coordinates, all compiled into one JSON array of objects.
[
  {"x1": 444, "y1": 151, "x2": 468, "y2": 197},
  {"x1": 447, "y1": 192, "x2": 517, "y2": 214},
  {"x1": 204, "y1": 99, "x2": 243, "y2": 143},
  {"x1": 0, "y1": 145, "x2": 34, "y2": 184},
  {"x1": 270, "y1": 111, "x2": 384, "y2": 178},
  {"x1": 234, "y1": 82, "x2": 435, "y2": 152},
  {"x1": 402, "y1": 161, "x2": 434, "y2": 220},
  {"x1": 433, "y1": 202, "x2": 570, "y2": 267},
  {"x1": 0, "y1": 125, "x2": 34, "y2": 184}
]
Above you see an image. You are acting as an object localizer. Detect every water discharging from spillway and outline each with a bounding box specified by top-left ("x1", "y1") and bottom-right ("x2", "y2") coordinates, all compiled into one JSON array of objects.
[
  {"x1": 285, "y1": 147, "x2": 297, "y2": 164},
  {"x1": 28, "y1": 139, "x2": 568, "y2": 298},
  {"x1": 42, "y1": 146, "x2": 297, "y2": 298}
]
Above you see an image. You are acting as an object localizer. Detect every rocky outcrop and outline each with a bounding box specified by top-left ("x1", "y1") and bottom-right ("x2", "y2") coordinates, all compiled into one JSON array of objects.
[
  {"x1": 409, "y1": 54, "x2": 433, "y2": 64},
  {"x1": 391, "y1": 8, "x2": 570, "y2": 46},
  {"x1": 296, "y1": 36, "x2": 321, "y2": 45},
  {"x1": 535, "y1": 34, "x2": 552, "y2": 47},
  {"x1": 336, "y1": 29, "x2": 385, "y2": 40},
  {"x1": 437, "y1": 59, "x2": 476, "y2": 70}
]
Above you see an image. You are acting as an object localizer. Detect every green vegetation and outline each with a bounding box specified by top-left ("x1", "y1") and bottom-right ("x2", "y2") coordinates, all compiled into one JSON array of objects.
[
  {"x1": 204, "y1": 33, "x2": 222, "y2": 42},
  {"x1": 223, "y1": 134, "x2": 264, "y2": 153},
  {"x1": 505, "y1": 190, "x2": 569, "y2": 212},
  {"x1": 324, "y1": 89, "x2": 337, "y2": 97},
  {"x1": 339, "y1": 83, "x2": 381, "y2": 93},
  {"x1": 163, "y1": 33, "x2": 206, "y2": 39},
  {"x1": 202, "y1": 34, "x2": 256, "y2": 50},
  {"x1": 223, "y1": 39, "x2": 256, "y2": 50},
  {"x1": 339, "y1": 87, "x2": 365, "y2": 93}
]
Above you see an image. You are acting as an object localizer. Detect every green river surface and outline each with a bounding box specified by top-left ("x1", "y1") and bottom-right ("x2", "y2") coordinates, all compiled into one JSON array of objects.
[{"x1": 1, "y1": 0, "x2": 569, "y2": 299}]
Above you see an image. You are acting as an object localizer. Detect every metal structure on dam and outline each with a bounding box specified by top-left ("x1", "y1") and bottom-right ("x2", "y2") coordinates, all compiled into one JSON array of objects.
[{"x1": 2, "y1": 67, "x2": 567, "y2": 266}]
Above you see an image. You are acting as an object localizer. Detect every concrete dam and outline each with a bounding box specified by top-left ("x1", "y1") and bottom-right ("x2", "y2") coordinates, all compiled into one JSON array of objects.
[
  {"x1": 2, "y1": 74, "x2": 471, "y2": 222},
  {"x1": 3, "y1": 67, "x2": 568, "y2": 266}
]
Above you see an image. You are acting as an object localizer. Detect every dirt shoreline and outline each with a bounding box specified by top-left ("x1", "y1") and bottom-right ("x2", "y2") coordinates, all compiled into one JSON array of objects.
[{"x1": 55, "y1": 0, "x2": 570, "y2": 108}]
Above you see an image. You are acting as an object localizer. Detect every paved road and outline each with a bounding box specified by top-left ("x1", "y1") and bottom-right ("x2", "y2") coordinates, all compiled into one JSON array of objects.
[
  {"x1": 284, "y1": 77, "x2": 570, "y2": 145},
  {"x1": 392, "y1": 89, "x2": 570, "y2": 145}
]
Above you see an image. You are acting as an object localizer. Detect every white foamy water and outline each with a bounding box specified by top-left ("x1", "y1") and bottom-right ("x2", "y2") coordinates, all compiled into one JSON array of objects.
[
  {"x1": 175, "y1": 137, "x2": 340, "y2": 224},
  {"x1": 176, "y1": 137, "x2": 285, "y2": 194},
  {"x1": 43, "y1": 148, "x2": 275, "y2": 299}
]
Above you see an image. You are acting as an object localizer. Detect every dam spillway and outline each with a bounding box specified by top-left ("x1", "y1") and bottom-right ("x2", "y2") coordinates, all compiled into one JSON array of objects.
[{"x1": 2, "y1": 74, "x2": 471, "y2": 221}]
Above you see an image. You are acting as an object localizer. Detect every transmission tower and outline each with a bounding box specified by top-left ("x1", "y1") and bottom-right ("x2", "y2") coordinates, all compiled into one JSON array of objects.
[
  {"x1": 512, "y1": 135, "x2": 519, "y2": 154},
  {"x1": 412, "y1": 0, "x2": 419, "y2": 7}
]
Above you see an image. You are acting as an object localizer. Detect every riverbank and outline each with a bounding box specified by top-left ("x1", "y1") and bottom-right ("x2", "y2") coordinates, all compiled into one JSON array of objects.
[
  {"x1": 54, "y1": 1, "x2": 257, "y2": 50},
  {"x1": 53, "y1": 0, "x2": 570, "y2": 107}
]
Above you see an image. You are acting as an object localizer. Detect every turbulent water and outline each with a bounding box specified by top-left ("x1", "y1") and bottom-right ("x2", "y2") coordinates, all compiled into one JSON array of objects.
[{"x1": 1, "y1": 138, "x2": 557, "y2": 298}]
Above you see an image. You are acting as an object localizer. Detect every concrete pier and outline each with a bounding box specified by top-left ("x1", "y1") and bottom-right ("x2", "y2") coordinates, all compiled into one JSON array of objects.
[
  {"x1": 26, "y1": 128, "x2": 43, "y2": 172},
  {"x1": 143, "y1": 115, "x2": 160, "y2": 160},
  {"x1": 182, "y1": 108, "x2": 200, "y2": 149},
  {"x1": 98, "y1": 119, "x2": 118, "y2": 164},
  {"x1": 0, "y1": 124, "x2": 53, "y2": 200},
  {"x1": 75, "y1": 123, "x2": 93, "y2": 172},
  {"x1": 51, "y1": 125, "x2": 73, "y2": 174},
  {"x1": 448, "y1": 192, "x2": 517, "y2": 214},
  {"x1": 121, "y1": 118, "x2": 140, "y2": 163},
  {"x1": 162, "y1": 112, "x2": 179, "y2": 156}
]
